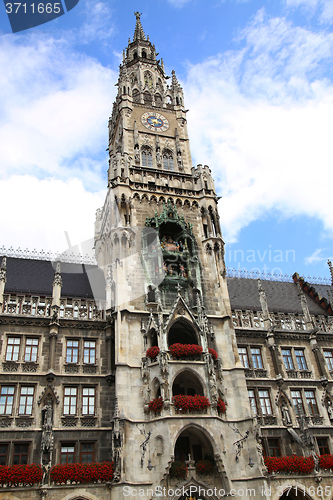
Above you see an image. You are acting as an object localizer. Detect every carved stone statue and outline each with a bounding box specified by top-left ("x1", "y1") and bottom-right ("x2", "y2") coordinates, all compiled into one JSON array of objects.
[
  {"x1": 281, "y1": 402, "x2": 292, "y2": 426},
  {"x1": 326, "y1": 399, "x2": 333, "y2": 421}
]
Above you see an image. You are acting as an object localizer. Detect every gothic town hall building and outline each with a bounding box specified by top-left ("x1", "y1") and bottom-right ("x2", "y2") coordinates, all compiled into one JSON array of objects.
[{"x1": 1, "y1": 13, "x2": 333, "y2": 500}]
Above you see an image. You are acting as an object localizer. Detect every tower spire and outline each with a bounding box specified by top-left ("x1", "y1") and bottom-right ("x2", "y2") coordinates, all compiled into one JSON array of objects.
[{"x1": 133, "y1": 12, "x2": 146, "y2": 41}]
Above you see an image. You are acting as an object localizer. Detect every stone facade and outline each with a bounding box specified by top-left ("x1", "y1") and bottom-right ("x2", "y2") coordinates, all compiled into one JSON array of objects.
[{"x1": 0, "y1": 13, "x2": 333, "y2": 500}]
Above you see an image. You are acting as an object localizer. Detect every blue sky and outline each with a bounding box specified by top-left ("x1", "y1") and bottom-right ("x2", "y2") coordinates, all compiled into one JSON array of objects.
[{"x1": 0, "y1": 0, "x2": 333, "y2": 282}]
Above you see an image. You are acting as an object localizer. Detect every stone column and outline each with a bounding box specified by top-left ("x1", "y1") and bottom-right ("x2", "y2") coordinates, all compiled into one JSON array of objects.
[
  {"x1": 310, "y1": 332, "x2": 329, "y2": 380},
  {"x1": 0, "y1": 257, "x2": 7, "y2": 309},
  {"x1": 49, "y1": 262, "x2": 62, "y2": 371}
]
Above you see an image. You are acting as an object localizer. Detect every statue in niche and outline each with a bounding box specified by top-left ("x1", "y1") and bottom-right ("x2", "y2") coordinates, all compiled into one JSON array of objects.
[
  {"x1": 281, "y1": 402, "x2": 292, "y2": 426},
  {"x1": 156, "y1": 149, "x2": 161, "y2": 167},
  {"x1": 326, "y1": 399, "x2": 333, "y2": 421},
  {"x1": 134, "y1": 145, "x2": 140, "y2": 164},
  {"x1": 41, "y1": 400, "x2": 54, "y2": 484}
]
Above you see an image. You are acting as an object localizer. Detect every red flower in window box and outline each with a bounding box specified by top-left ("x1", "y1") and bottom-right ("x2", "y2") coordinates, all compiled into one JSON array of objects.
[
  {"x1": 217, "y1": 397, "x2": 226, "y2": 414},
  {"x1": 196, "y1": 459, "x2": 214, "y2": 474},
  {"x1": 208, "y1": 348, "x2": 218, "y2": 360},
  {"x1": 264, "y1": 455, "x2": 314, "y2": 475},
  {"x1": 146, "y1": 346, "x2": 160, "y2": 360},
  {"x1": 172, "y1": 394, "x2": 210, "y2": 413},
  {"x1": 50, "y1": 461, "x2": 114, "y2": 484},
  {"x1": 318, "y1": 454, "x2": 333, "y2": 470},
  {"x1": 169, "y1": 461, "x2": 187, "y2": 479},
  {"x1": 0, "y1": 463, "x2": 43, "y2": 487},
  {"x1": 148, "y1": 397, "x2": 164, "y2": 415},
  {"x1": 169, "y1": 343, "x2": 203, "y2": 359}
]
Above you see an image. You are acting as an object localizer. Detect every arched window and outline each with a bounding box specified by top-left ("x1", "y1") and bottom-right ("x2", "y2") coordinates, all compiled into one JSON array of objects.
[
  {"x1": 168, "y1": 319, "x2": 198, "y2": 346},
  {"x1": 174, "y1": 427, "x2": 214, "y2": 463},
  {"x1": 155, "y1": 94, "x2": 162, "y2": 107},
  {"x1": 142, "y1": 147, "x2": 153, "y2": 168},
  {"x1": 132, "y1": 89, "x2": 140, "y2": 103},
  {"x1": 143, "y1": 92, "x2": 152, "y2": 104},
  {"x1": 133, "y1": 52, "x2": 138, "y2": 60},
  {"x1": 163, "y1": 150, "x2": 174, "y2": 171},
  {"x1": 172, "y1": 371, "x2": 203, "y2": 396},
  {"x1": 142, "y1": 50, "x2": 147, "y2": 58},
  {"x1": 144, "y1": 71, "x2": 153, "y2": 89},
  {"x1": 130, "y1": 73, "x2": 138, "y2": 87},
  {"x1": 156, "y1": 78, "x2": 163, "y2": 90}
]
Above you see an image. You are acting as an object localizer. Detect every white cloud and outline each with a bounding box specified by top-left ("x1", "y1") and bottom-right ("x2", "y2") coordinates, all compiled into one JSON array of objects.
[
  {"x1": 0, "y1": 33, "x2": 117, "y2": 189},
  {"x1": 184, "y1": 10, "x2": 333, "y2": 243},
  {"x1": 79, "y1": 0, "x2": 114, "y2": 43},
  {"x1": 167, "y1": 0, "x2": 191, "y2": 8},
  {"x1": 0, "y1": 175, "x2": 105, "y2": 252},
  {"x1": 283, "y1": 0, "x2": 333, "y2": 23},
  {"x1": 304, "y1": 248, "x2": 326, "y2": 264}
]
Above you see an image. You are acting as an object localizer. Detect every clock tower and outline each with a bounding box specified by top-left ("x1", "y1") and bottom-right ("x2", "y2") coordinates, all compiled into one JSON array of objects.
[{"x1": 94, "y1": 12, "x2": 265, "y2": 500}]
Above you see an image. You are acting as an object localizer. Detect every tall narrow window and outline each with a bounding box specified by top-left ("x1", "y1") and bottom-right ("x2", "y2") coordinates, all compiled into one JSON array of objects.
[
  {"x1": 64, "y1": 387, "x2": 77, "y2": 415},
  {"x1": 13, "y1": 444, "x2": 29, "y2": 465},
  {"x1": 6, "y1": 337, "x2": 21, "y2": 361},
  {"x1": 61, "y1": 444, "x2": 75, "y2": 464},
  {"x1": 317, "y1": 438, "x2": 330, "y2": 455},
  {"x1": 80, "y1": 443, "x2": 95, "y2": 463},
  {"x1": 0, "y1": 444, "x2": 8, "y2": 465},
  {"x1": 163, "y1": 151, "x2": 174, "y2": 171},
  {"x1": 251, "y1": 347, "x2": 263, "y2": 369},
  {"x1": 258, "y1": 390, "x2": 272, "y2": 415},
  {"x1": 24, "y1": 338, "x2": 38, "y2": 362},
  {"x1": 142, "y1": 148, "x2": 153, "y2": 168},
  {"x1": 66, "y1": 340, "x2": 79, "y2": 363},
  {"x1": 84, "y1": 341, "x2": 96, "y2": 364},
  {"x1": 324, "y1": 350, "x2": 333, "y2": 371},
  {"x1": 291, "y1": 390, "x2": 304, "y2": 415},
  {"x1": 295, "y1": 349, "x2": 307, "y2": 370},
  {"x1": 82, "y1": 388, "x2": 95, "y2": 415},
  {"x1": 0, "y1": 386, "x2": 15, "y2": 415},
  {"x1": 282, "y1": 349, "x2": 294, "y2": 370},
  {"x1": 19, "y1": 387, "x2": 34, "y2": 415},
  {"x1": 267, "y1": 438, "x2": 281, "y2": 457},
  {"x1": 305, "y1": 390, "x2": 319, "y2": 415},
  {"x1": 238, "y1": 347, "x2": 249, "y2": 368},
  {"x1": 248, "y1": 390, "x2": 257, "y2": 416}
]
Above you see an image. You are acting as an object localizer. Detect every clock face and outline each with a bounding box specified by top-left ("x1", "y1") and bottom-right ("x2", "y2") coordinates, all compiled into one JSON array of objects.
[{"x1": 141, "y1": 112, "x2": 169, "y2": 132}]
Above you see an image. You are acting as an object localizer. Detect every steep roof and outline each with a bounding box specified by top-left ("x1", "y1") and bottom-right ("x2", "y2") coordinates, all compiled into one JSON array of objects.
[
  {"x1": 227, "y1": 277, "x2": 332, "y2": 316},
  {"x1": 1, "y1": 256, "x2": 331, "y2": 315},
  {"x1": 1, "y1": 257, "x2": 105, "y2": 300}
]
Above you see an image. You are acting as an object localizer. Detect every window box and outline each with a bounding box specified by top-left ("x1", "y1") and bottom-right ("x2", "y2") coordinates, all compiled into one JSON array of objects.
[
  {"x1": 0, "y1": 463, "x2": 42, "y2": 486},
  {"x1": 264, "y1": 455, "x2": 315, "y2": 475},
  {"x1": 172, "y1": 395, "x2": 210, "y2": 413},
  {"x1": 169, "y1": 461, "x2": 187, "y2": 479},
  {"x1": 148, "y1": 397, "x2": 164, "y2": 415},
  {"x1": 146, "y1": 346, "x2": 160, "y2": 360},
  {"x1": 169, "y1": 344, "x2": 203, "y2": 360},
  {"x1": 50, "y1": 461, "x2": 114, "y2": 484},
  {"x1": 196, "y1": 459, "x2": 214, "y2": 474}
]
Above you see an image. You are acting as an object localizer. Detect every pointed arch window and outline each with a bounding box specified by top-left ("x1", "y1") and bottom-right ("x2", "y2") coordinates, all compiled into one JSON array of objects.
[
  {"x1": 143, "y1": 92, "x2": 152, "y2": 104},
  {"x1": 142, "y1": 147, "x2": 153, "y2": 168},
  {"x1": 163, "y1": 150, "x2": 174, "y2": 171},
  {"x1": 130, "y1": 73, "x2": 138, "y2": 87},
  {"x1": 144, "y1": 71, "x2": 153, "y2": 89},
  {"x1": 132, "y1": 89, "x2": 140, "y2": 103}
]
